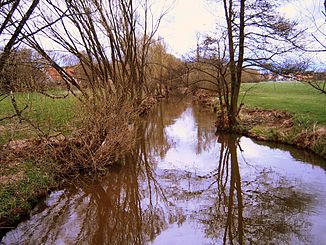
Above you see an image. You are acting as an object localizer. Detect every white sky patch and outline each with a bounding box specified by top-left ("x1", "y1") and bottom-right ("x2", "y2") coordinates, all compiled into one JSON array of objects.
[
  {"x1": 279, "y1": 0, "x2": 324, "y2": 24},
  {"x1": 157, "y1": 0, "x2": 216, "y2": 56}
]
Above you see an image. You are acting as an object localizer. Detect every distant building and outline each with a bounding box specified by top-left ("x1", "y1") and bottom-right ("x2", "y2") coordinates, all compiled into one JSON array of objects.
[{"x1": 45, "y1": 66, "x2": 79, "y2": 86}]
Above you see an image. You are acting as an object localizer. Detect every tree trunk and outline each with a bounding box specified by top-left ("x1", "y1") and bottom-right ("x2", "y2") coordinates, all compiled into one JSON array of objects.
[{"x1": 223, "y1": 0, "x2": 246, "y2": 129}]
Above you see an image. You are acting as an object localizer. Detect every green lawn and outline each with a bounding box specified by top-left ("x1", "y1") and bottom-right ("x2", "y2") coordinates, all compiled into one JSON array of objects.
[
  {"x1": 240, "y1": 81, "x2": 326, "y2": 125},
  {"x1": 0, "y1": 91, "x2": 76, "y2": 144}
]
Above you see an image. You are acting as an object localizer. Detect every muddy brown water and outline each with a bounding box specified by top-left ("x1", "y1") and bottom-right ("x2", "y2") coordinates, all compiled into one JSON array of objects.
[{"x1": 2, "y1": 98, "x2": 326, "y2": 245}]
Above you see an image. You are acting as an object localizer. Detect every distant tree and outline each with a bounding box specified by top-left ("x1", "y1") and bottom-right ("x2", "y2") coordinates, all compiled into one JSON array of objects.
[{"x1": 146, "y1": 38, "x2": 185, "y2": 96}]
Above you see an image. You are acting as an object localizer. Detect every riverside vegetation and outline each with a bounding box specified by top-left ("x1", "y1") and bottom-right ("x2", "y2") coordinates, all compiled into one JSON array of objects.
[{"x1": 0, "y1": 91, "x2": 149, "y2": 230}]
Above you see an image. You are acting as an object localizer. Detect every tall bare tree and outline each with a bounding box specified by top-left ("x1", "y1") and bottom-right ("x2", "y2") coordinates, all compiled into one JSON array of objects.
[
  {"x1": 190, "y1": 0, "x2": 304, "y2": 130},
  {"x1": 22, "y1": 0, "x2": 169, "y2": 107}
]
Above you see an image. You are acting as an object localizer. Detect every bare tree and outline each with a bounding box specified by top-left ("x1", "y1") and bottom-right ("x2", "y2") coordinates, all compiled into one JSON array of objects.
[
  {"x1": 303, "y1": 1, "x2": 326, "y2": 94},
  {"x1": 189, "y1": 0, "x2": 304, "y2": 130},
  {"x1": 276, "y1": 1, "x2": 326, "y2": 95},
  {"x1": 21, "y1": 0, "x2": 169, "y2": 107},
  {"x1": 0, "y1": 0, "x2": 40, "y2": 75},
  {"x1": 0, "y1": 0, "x2": 44, "y2": 133},
  {"x1": 0, "y1": 0, "x2": 69, "y2": 129},
  {"x1": 2, "y1": 0, "x2": 172, "y2": 168}
]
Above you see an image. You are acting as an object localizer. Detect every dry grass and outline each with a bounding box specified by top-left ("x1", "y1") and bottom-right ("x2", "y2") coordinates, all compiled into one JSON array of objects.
[
  {"x1": 238, "y1": 107, "x2": 326, "y2": 158},
  {"x1": 41, "y1": 97, "x2": 139, "y2": 175}
]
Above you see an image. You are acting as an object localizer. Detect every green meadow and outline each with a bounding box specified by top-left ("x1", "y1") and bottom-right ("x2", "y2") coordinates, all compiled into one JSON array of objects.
[
  {"x1": 0, "y1": 91, "x2": 76, "y2": 145},
  {"x1": 240, "y1": 81, "x2": 326, "y2": 125}
]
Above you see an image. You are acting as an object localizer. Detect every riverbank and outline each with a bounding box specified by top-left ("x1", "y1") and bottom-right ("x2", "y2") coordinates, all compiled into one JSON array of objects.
[
  {"x1": 238, "y1": 107, "x2": 326, "y2": 158},
  {"x1": 193, "y1": 81, "x2": 326, "y2": 159},
  {"x1": 0, "y1": 149, "x2": 57, "y2": 235},
  {"x1": 239, "y1": 82, "x2": 326, "y2": 158}
]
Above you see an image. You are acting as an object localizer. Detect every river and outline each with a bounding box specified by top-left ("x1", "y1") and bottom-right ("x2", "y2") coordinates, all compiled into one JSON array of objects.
[{"x1": 2, "y1": 98, "x2": 326, "y2": 245}]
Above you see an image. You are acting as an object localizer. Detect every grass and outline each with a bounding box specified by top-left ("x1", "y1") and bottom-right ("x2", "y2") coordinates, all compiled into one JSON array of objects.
[
  {"x1": 0, "y1": 90, "x2": 73, "y2": 229},
  {"x1": 240, "y1": 81, "x2": 326, "y2": 125},
  {"x1": 0, "y1": 160, "x2": 56, "y2": 227},
  {"x1": 0, "y1": 90, "x2": 76, "y2": 145}
]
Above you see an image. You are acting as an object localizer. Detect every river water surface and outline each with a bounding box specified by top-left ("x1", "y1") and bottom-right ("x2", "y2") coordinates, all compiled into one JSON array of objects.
[{"x1": 2, "y1": 99, "x2": 326, "y2": 245}]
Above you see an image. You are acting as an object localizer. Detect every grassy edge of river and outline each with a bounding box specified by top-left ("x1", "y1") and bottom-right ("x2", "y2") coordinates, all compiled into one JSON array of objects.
[
  {"x1": 0, "y1": 158, "x2": 57, "y2": 235},
  {"x1": 238, "y1": 82, "x2": 326, "y2": 159},
  {"x1": 237, "y1": 107, "x2": 326, "y2": 159}
]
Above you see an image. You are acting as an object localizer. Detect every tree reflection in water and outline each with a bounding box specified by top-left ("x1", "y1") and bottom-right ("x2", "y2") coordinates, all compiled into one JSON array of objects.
[
  {"x1": 3, "y1": 151, "x2": 173, "y2": 244},
  {"x1": 198, "y1": 133, "x2": 314, "y2": 244}
]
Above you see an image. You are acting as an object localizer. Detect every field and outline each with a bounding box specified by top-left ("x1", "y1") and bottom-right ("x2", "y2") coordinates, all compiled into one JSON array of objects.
[
  {"x1": 240, "y1": 81, "x2": 326, "y2": 125},
  {"x1": 0, "y1": 91, "x2": 76, "y2": 145}
]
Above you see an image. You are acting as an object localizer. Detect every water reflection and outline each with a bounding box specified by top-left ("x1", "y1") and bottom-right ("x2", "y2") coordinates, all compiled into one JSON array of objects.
[
  {"x1": 2, "y1": 153, "x2": 166, "y2": 244},
  {"x1": 2, "y1": 98, "x2": 326, "y2": 245},
  {"x1": 197, "y1": 134, "x2": 314, "y2": 244}
]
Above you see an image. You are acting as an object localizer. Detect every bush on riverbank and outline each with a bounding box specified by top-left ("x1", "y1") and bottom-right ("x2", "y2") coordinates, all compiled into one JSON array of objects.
[{"x1": 46, "y1": 97, "x2": 138, "y2": 174}]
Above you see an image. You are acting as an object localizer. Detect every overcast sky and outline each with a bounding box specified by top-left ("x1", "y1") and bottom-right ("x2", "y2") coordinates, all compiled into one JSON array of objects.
[
  {"x1": 156, "y1": 0, "x2": 326, "y2": 63},
  {"x1": 157, "y1": 0, "x2": 216, "y2": 56}
]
